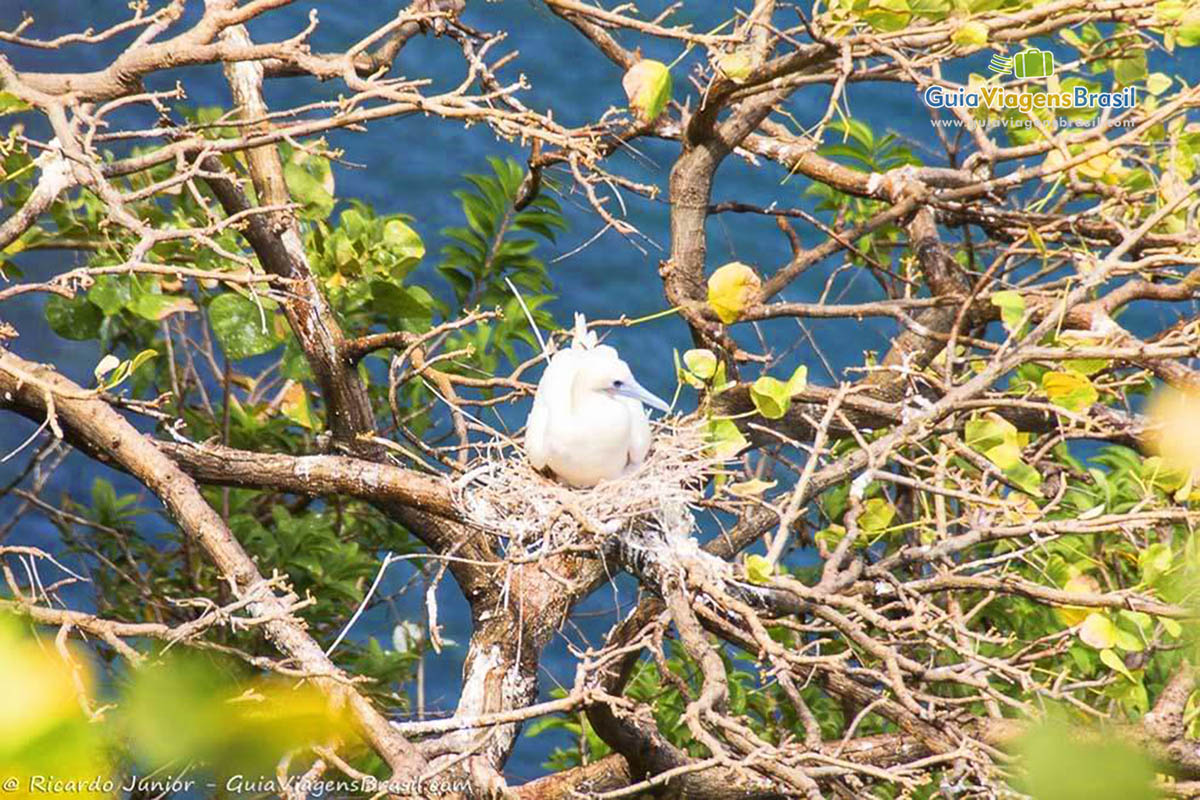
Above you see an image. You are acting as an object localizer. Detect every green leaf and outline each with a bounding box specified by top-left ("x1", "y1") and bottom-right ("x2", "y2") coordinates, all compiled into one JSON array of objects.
[
  {"x1": 814, "y1": 524, "x2": 848, "y2": 550},
  {"x1": 1055, "y1": 335, "x2": 1110, "y2": 376},
  {"x1": 1180, "y1": 10, "x2": 1200, "y2": 47},
  {"x1": 1113, "y1": 56, "x2": 1147, "y2": 86},
  {"x1": 1099, "y1": 647, "x2": 1136, "y2": 681},
  {"x1": 1042, "y1": 371, "x2": 1099, "y2": 412},
  {"x1": 745, "y1": 554, "x2": 773, "y2": 585},
  {"x1": 370, "y1": 281, "x2": 433, "y2": 322},
  {"x1": 381, "y1": 219, "x2": 425, "y2": 263},
  {"x1": 683, "y1": 349, "x2": 718, "y2": 380},
  {"x1": 858, "y1": 497, "x2": 896, "y2": 533},
  {"x1": 750, "y1": 375, "x2": 791, "y2": 419},
  {"x1": 1120, "y1": 610, "x2": 1152, "y2": 632},
  {"x1": 87, "y1": 276, "x2": 133, "y2": 315},
  {"x1": 675, "y1": 349, "x2": 704, "y2": 389},
  {"x1": 0, "y1": 91, "x2": 32, "y2": 115},
  {"x1": 208, "y1": 293, "x2": 282, "y2": 360},
  {"x1": 910, "y1": 0, "x2": 950, "y2": 17},
  {"x1": 123, "y1": 653, "x2": 352, "y2": 777},
  {"x1": 951, "y1": 20, "x2": 989, "y2": 48},
  {"x1": 1062, "y1": 356, "x2": 1110, "y2": 376},
  {"x1": 1156, "y1": 0, "x2": 1186, "y2": 22},
  {"x1": 964, "y1": 414, "x2": 1018, "y2": 455},
  {"x1": 1004, "y1": 461, "x2": 1044, "y2": 497},
  {"x1": 283, "y1": 153, "x2": 334, "y2": 220},
  {"x1": 98, "y1": 349, "x2": 158, "y2": 391},
  {"x1": 45, "y1": 295, "x2": 102, "y2": 340},
  {"x1": 785, "y1": 365, "x2": 808, "y2": 396},
  {"x1": 1028, "y1": 225, "x2": 1047, "y2": 255},
  {"x1": 1142, "y1": 455, "x2": 1189, "y2": 493},
  {"x1": 333, "y1": 234, "x2": 357, "y2": 270},
  {"x1": 1060, "y1": 28, "x2": 1086, "y2": 49},
  {"x1": 1114, "y1": 627, "x2": 1144, "y2": 653},
  {"x1": 1019, "y1": 718, "x2": 1157, "y2": 800},
  {"x1": 862, "y1": 0, "x2": 911, "y2": 30},
  {"x1": 128, "y1": 349, "x2": 157, "y2": 374},
  {"x1": 622, "y1": 59, "x2": 672, "y2": 122},
  {"x1": 128, "y1": 292, "x2": 198, "y2": 322},
  {"x1": 1146, "y1": 72, "x2": 1172, "y2": 95},
  {"x1": 1138, "y1": 542, "x2": 1173, "y2": 584},
  {"x1": 711, "y1": 360, "x2": 731, "y2": 394},
  {"x1": 706, "y1": 418, "x2": 749, "y2": 460},
  {"x1": 990, "y1": 290, "x2": 1026, "y2": 334}
]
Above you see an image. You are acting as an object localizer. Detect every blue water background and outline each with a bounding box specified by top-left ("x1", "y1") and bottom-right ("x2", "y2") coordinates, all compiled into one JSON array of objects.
[{"x1": 2, "y1": 0, "x2": 1197, "y2": 782}]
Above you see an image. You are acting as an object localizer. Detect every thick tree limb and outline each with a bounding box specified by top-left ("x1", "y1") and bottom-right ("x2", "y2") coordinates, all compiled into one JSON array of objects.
[{"x1": 157, "y1": 440, "x2": 460, "y2": 521}]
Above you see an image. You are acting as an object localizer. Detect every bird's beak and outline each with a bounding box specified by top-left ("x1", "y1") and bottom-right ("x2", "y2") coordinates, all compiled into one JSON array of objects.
[{"x1": 614, "y1": 378, "x2": 671, "y2": 413}]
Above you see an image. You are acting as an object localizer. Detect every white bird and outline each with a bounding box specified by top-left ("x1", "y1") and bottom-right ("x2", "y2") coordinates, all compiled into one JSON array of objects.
[{"x1": 526, "y1": 314, "x2": 671, "y2": 488}]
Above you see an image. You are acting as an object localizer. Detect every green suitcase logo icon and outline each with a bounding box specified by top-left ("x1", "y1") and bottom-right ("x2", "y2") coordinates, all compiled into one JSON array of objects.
[{"x1": 1013, "y1": 48, "x2": 1054, "y2": 79}]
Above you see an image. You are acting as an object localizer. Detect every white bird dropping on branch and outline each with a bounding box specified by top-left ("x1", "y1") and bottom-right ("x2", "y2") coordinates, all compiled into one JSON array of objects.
[{"x1": 525, "y1": 314, "x2": 671, "y2": 488}]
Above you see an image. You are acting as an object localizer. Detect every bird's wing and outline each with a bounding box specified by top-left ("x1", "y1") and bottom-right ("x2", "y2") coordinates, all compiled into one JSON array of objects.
[
  {"x1": 525, "y1": 348, "x2": 580, "y2": 469},
  {"x1": 624, "y1": 397, "x2": 652, "y2": 467},
  {"x1": 525, "y1": 394, "x2": 549, "y2": 469}
]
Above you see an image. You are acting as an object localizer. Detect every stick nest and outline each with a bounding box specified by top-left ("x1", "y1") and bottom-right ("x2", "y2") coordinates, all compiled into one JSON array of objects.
[{"x1": 452, "y1": 417, "x2": 718, "y2": 559}]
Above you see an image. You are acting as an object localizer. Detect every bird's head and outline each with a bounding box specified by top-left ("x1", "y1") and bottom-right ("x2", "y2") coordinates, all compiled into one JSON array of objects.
[{"x1": 574, "y1": 353, "x2": 671, "y2": 413}]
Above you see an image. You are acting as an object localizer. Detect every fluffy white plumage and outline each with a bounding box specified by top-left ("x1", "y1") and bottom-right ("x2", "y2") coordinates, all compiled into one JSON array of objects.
[{"x1": 526, "y1": 314, "x2": 669, "y2": 488}]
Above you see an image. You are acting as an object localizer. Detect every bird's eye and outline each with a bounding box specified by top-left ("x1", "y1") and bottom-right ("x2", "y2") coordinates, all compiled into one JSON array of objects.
[{"x1": 613, "y1": 380, "x2": 624, "y2": 388}]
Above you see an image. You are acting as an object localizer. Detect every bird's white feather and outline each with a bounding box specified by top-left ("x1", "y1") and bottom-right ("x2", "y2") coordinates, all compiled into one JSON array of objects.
[
  {"x1": 571, "y1": 312, "x2": 599, "y2": 350},
  {"x1": 525, "y1": 313, "x2": 666, "y2": 487},
  {"x1": 525, "y1": 347, "x2": 581, "y2": 470}
]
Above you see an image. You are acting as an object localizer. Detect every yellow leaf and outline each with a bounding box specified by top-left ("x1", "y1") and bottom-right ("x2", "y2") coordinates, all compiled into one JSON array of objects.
[
  {"x1": 745, "y1": 554, "x2": 773, "y2": 584},
  {"x1": 716, "y1": 50, "x2": 754, "y2": 83},
  {"x1": 0, "y1": 621, "x2": 85, "y2": 738},
  {"x1": 951, "y1": 20, "x2": 989, "y2": 48},
  {"x1": 728, "y1": 478, "x2": 777, "y2": 497},
  {"x1": 1056, "y1": 574, "x2": 1100, "y2": 627},
  {"x1": 859, "y1": 497, "x2": 896, "y2": 533},
  {"x1": 1147, "y1": 388, "x2": 1200, "y2": 477},
  {"x1": 1079, "y1": 612, "x2": 1117, "y2": 649},
  {"x1": 1042, "y1": 371, "x2": 1098, "y2": 412},
  {"x1": 707, "y1": 262, "x2": 761, "y2": 324},
  {"x1": 683, "y1": 349, "x2": 718, "y2": 380},
  {"x1": 280, "y1": 381, "x2": 316, "y2": 430},
  {"x1": 622, "y1": 59, "x2": 672, "y2": 122},
  {"x1": 1076, "y1": 152, "x2": 1130, "y2": 184},
  {"x1": 706, "y1": 418, "x2": 749, "y2": 460},
  {"x1": 1146, "y1": 72, "x2": 1172, "y2": 95},
  {"x1": 984, "y1": 441, "x2": 1022, "y2": 470},
  {"x1": 750, "y1": 375, "x2": 791, "y2": 419}
]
